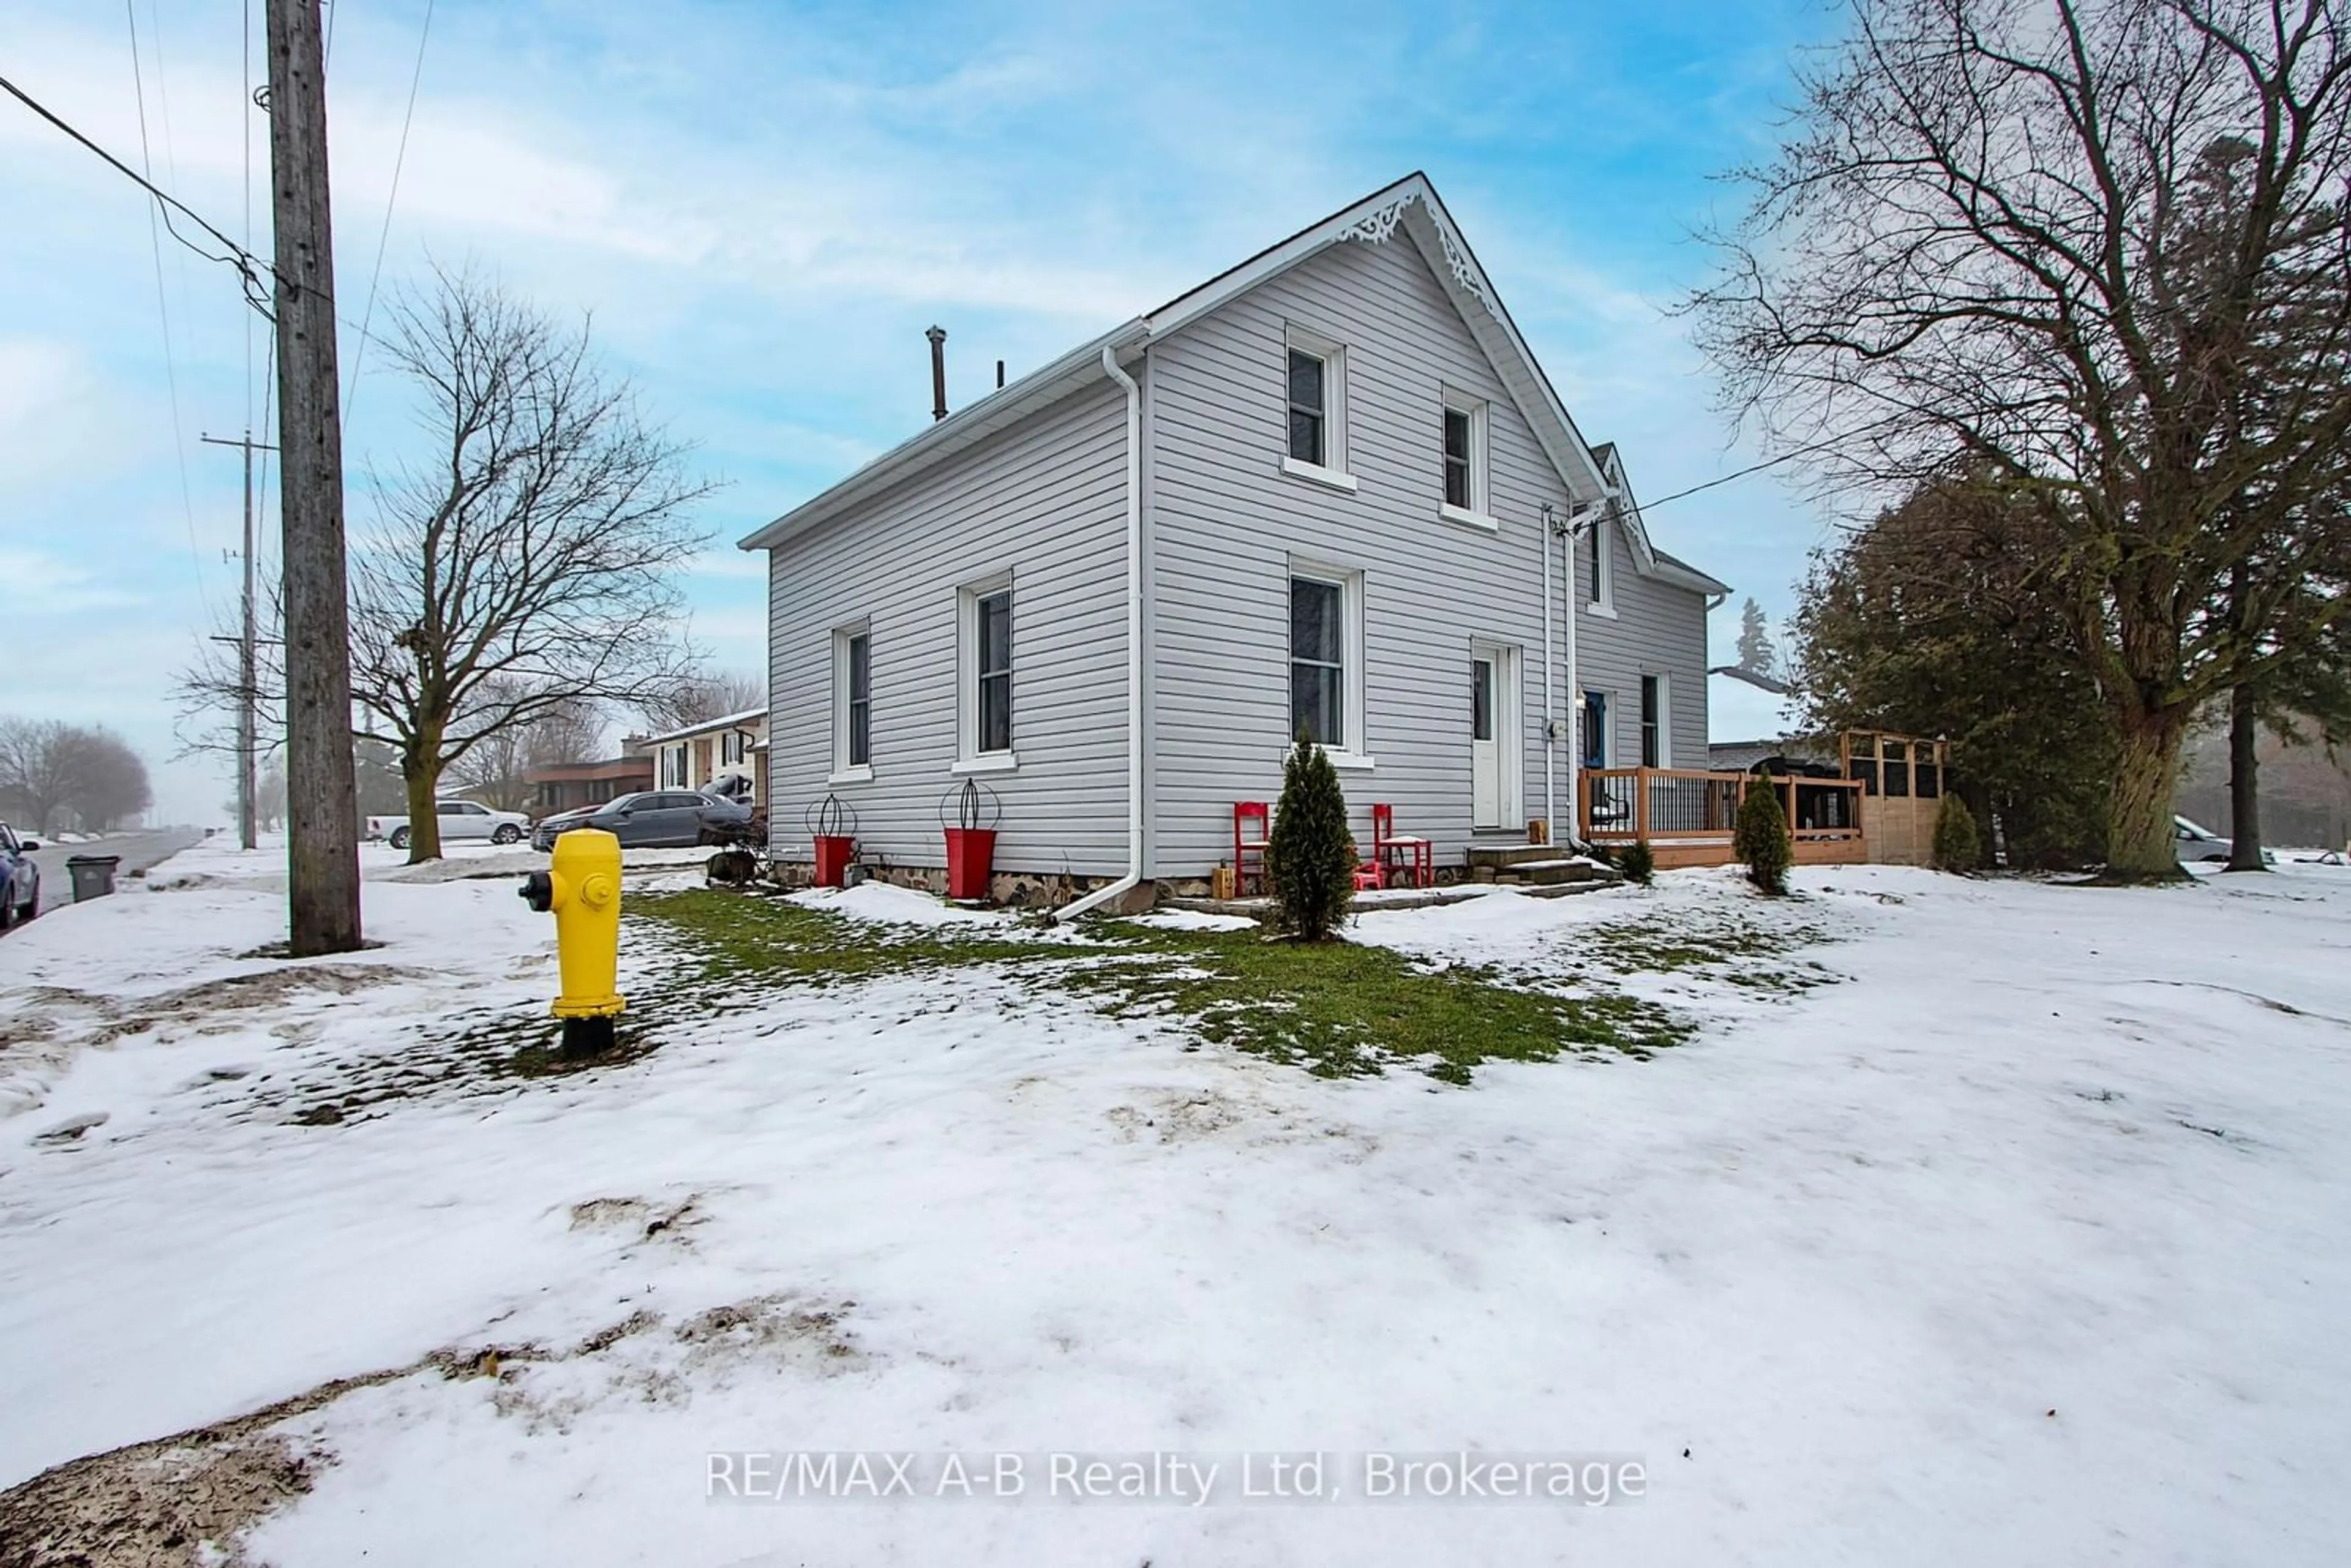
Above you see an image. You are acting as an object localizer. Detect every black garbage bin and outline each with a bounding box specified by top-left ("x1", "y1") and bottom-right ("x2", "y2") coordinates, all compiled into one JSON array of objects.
[{"x1": 65, "y1": 855, "x2": 122, "y2": 902}]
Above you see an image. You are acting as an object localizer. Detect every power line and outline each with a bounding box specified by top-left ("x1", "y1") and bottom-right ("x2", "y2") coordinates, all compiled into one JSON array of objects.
[
  {"x1": 1630, "y1": 412, "x2": 1914, "y2": 516},
  {"x1": 125, "y1": 0, "x2": 210, "y2": 621},
  {"x1": 0, "y1": 69, "x2": 276, "y2": 315},
  {"x1": 345, "y1": 0, "x2": 436, "y2": 422}
]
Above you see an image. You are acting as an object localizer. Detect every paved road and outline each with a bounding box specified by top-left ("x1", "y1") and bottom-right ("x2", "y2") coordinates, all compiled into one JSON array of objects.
[{"x1": 24, "y1": 828, "x2": 205, "y2": 917}]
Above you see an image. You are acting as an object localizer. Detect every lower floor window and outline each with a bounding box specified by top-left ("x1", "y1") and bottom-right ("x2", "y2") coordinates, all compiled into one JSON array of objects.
[
  {"x1": 1581, "y1": 691, "x2": 1608, "y2": 770},
  {"x1": 840, "y1": 628, "x2": 871, "y2": 769},
  {"x1": 976, "y1": 589, "x2": 1013, "y2": 754},
  {"x1": 1640, "y1": 675, "x2": 1665, "y2": 768},
  {"x1": 1290, "y1": 576, "x2": 1346, "y2": 747}
]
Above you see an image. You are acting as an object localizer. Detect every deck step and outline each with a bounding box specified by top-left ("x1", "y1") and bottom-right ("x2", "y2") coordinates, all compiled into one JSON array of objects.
[
  {"x1": 1491, "y1": 858, "x2": 1613, "y2": 887},
  {"x1": 1466, "y1": 842, "x2": 1581, "y2": 870}
]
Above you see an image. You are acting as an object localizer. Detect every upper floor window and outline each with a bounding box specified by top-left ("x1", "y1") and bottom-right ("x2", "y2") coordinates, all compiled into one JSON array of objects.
[
  {"x1": 1440, "y1": 389, "x2": 1490, "y2": 524},
  {"x1": 1288, "y1": 349, "x2": 1327, "y2": 467},
  {"x1": 1280, "y1": 324, "x2": 1354, "y2": 490},
  {"x1": 1444, "y1": 408, "x2": 1471, "y2": 508},
  {"x1": 1585, "y1": 509, "x2": 1616, "y2": 614}
]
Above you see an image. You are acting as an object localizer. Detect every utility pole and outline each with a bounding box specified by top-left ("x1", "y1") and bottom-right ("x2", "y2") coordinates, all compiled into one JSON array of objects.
[
  {"x1": 266, "y1": 0, "x2": 362, "y2": 955},
  {"x1": 200, "y1": 430, "x2": 276, "y2": 852}
]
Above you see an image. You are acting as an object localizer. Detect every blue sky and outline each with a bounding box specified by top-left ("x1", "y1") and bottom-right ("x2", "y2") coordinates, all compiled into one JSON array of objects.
[{"x1": 1, "y1": 0, "x2": 1840, "y2": 822}]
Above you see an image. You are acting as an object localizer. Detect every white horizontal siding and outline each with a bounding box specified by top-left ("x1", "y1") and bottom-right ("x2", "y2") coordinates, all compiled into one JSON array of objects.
[
  {"x1": 766, "y1": 382, "x2": 1131, "y2": 877},
  {"x1": 1146, "y1": 230, "x2": 1712, "y2": 877}
]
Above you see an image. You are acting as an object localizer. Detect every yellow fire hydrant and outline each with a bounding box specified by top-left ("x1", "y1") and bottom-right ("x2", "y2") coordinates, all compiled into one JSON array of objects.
[{"x1": 519, "y1": 828, "x2": 625, "y2": 1056}]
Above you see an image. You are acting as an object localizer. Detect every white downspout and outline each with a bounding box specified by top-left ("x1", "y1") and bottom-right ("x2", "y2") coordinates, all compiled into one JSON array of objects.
[
  {"x1": 1542, "y1": 505, "x2": 1556, "y2": 844},
  {"x1": 1053, "y1": 345, "x2": 1146, "y2": 921},
  {"x1": 1562, "y1": 516, "x2": 1580, "y2": 849},
  {"x1": 1557, "y1": 497, "x2": 1603, "y2": 852}
]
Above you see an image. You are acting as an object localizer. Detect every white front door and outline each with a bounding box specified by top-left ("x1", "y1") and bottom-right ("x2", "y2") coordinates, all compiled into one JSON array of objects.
[{"x1": 1471, "y1": 653, "x2": 1502, "y2": 830}]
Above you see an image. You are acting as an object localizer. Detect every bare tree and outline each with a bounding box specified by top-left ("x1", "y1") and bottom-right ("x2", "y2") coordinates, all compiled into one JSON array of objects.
[
  {"x1": 637, "y1": 669, "x2": 765, "y2": 733},
  {"x1": 0, "y1": 718, "x2": 152, "y2": 832},
  {"x1": 256, "y1": 758, "x2": 287, "y2": 832},
  {"x1": 73, "y1": 730, "x2": 152, "y2": 830},
  {"x1": 0, "y1": 719, "x2": 81, "y2": 831},
  {"x1": 1692, "y1": 0, "x2": 2351, "y2": 877},
  {"x1": 447, "y1": 687, "x2": 607, "y2": 812},
  {"x1": 183, "y1": 268, "x2": 713, "y2": 862}
]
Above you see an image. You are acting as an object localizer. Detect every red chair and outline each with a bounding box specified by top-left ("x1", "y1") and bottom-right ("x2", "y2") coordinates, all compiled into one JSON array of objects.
[
  {"x1": 1352, "y1": 849, "x2": 1384, "y2": 892},
  {"x1": 1371, "y1": 803, "x2": 1433, "y2": 889},
  {"x1": 1233, "y1": 801, "x2": 1271, "y2": 896}
]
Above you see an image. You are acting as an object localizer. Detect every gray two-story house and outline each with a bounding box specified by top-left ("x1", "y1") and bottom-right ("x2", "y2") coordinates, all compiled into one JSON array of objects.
[{"x1": 744, "y1": 173, "x2": 1728, "y2": 913}]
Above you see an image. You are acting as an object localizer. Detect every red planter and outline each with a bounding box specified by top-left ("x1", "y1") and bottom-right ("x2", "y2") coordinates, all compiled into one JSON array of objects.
[
  {"x1": 812, "y1": 834, "x2": 856, "y2": 888},
  {"x1": 943, "y1": 827, "x2": 997, "y2": 901}
]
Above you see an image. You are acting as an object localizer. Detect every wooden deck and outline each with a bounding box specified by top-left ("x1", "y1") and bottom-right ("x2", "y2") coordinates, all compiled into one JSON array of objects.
[{"x1": 1579, "y1": 767, "x2": 1867, "y2": 869}]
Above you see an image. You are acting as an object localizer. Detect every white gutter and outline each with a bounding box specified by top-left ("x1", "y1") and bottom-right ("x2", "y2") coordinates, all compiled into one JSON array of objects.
[{"x1": 1052, "y1": 345, "x2": 1147, "y2": 921}]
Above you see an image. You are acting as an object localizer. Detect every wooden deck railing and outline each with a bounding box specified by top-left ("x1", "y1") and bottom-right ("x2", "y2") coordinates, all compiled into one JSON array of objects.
[{"x1": 1579, "y1": 767, "x2": 1866, "y2": 848}]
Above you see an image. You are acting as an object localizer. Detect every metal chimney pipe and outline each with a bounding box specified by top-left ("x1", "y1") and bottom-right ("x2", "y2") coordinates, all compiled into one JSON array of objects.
[{"x1": 926, "y1": 326, "x2": 948, "y2": 422}]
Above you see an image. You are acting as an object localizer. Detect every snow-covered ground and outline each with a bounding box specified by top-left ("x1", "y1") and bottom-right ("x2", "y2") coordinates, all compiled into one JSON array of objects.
[{"x1": 2, "y1": 837, "x2": 2348, "y2": 1564}]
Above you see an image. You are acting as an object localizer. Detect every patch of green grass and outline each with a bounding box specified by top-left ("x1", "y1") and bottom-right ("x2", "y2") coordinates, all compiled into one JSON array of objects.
[
  {"x1": 631, "y1": 888, "x2": 1059, "y2": 985},
  {"x1": 630, "y1": 888, "x2": 1690, "y2": 1086},
  {"x1": 1573, "y1": 912, "x2": 1843, "y2": 994},
  {"x1": 1063, "y1": 930, "x2": 1688, "y2": 1083}
]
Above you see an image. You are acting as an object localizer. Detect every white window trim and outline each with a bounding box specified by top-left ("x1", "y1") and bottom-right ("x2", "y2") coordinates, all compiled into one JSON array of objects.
[
  {"x1": 1281, "y1": 454, "x2": 1360, "y2": 493},
  {"x1": 1439, "y1": 386, "x2": 1494, "y2": 530},
  {"x1": 949, "y1": 752, "x2": 1021, "y2": 778},
  {"x1": 955, "y1": 573, "x2": 1018, "y2": 773},
  {"x1": 1281, "y1": 323, "x2": 1351, "y2": 486},
  {"x1": 1288, "y1": 557, "x2": 1375, "y2": 771},
  {"x1": 1586, "y1": 511, "x2": 1618, "y2": 617},
  {"x1": 830, "y1": 621, "x2": 872, "y2": 784}
]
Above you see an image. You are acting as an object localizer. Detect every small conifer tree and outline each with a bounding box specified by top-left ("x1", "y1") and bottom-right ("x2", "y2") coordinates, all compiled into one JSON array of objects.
[
  {"x1": 1735, "y1": 775, "x2": 1793, "y2": 895},
  {"x1": 1269, "y1": 731, "x2": 1356, "y2": 940},
  {"x1": 1621, "y1": 838, "x2": 1657, "y2": 886},
  {"x1": 1932, "y1": 791, "x2": 1982, "y2": 873}
]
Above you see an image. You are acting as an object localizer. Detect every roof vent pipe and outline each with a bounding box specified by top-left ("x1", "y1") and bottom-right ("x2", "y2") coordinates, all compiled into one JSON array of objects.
[
  {"x1": 926, "y1": 326, "x2": 948, "y2": 422},
  {"x1": 996, "y1": 358, "x2": 1006, "y2": 390}
]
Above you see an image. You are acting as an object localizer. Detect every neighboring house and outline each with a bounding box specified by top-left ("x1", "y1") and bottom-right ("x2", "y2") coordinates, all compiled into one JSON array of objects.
[
  {"x1": 527, "y1": 754, "x2": 654, "y2": 818},
  {"x1": 640, "y1": 708, "x2": 768, "y2": 801},
  {"x1": 1708, "y1": 665, "x2": 1805, "y2": 772},
  {"x1": 744, "y1": 173, "x2": 1728, "y2": 907}
]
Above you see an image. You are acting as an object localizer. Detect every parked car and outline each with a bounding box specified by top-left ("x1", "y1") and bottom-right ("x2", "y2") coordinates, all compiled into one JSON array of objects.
[
  {"x1": 366, "y1": 798, "x2": 533, "y2": 850},
  {"x1": 2173, "y1": 815, "x2": 2275, "y2": 865},
  {"x1": 0, "y1": 821, "x2": 40, "y2": 929},
  {"x1": 531, "y1": 790, "x2": 752, "y2": 851}
]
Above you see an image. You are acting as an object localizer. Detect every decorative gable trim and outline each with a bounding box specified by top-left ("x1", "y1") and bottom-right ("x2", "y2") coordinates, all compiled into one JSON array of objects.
[
  {"x1": 1339, "y1": 187, "x2": 1500, "y2": 321},
  {"x1": 742, "y1": 171, "x2": 1726, "y2": 601}
]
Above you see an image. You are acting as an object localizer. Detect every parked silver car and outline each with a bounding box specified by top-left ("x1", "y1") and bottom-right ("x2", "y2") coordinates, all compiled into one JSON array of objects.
[
  {"x1": 2174, "y1": 815, "x2": 2274, "y2": 865},
  {"x1": 0, "y1": 822, "x2": 40, "y2": 929},
  {"x1": 366, "y1": 798, "x2": 534, "y2": 850},
  {"x1": 530, "y1": 790, "x2": 752, "y2": 851}
]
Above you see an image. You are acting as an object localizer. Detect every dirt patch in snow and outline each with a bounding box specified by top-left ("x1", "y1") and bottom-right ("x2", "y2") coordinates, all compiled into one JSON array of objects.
[
  {"x1": 0, "y1": 964, "x2": 430, "y2": 1120},
  {"x1": 0, "y1": 1291, "x2": 863, "y2": 1562},
  {"x1": 0, "y1": 1364, "x2": 407, "y2": 1568}
]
